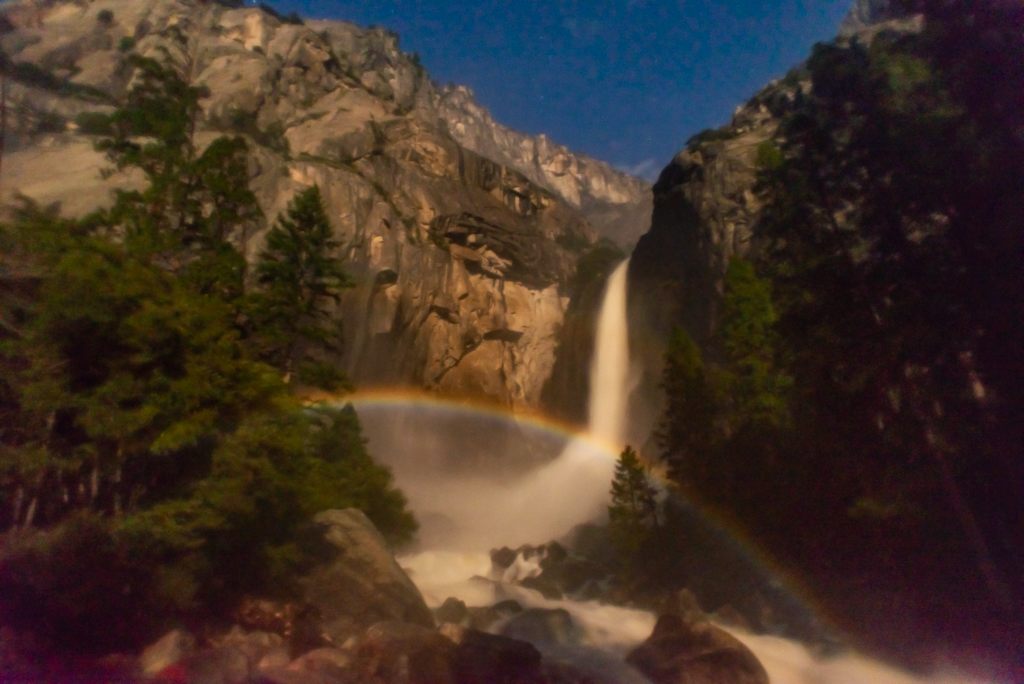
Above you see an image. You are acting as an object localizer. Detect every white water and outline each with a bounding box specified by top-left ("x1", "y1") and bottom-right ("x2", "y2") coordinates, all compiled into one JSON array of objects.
[
  {"x1": 375, "y1": 258, "x2": 996, "y2": 684},
  {"x1": 588, "y1": 258, "x2": 632, "y2": 446},
  {"x1": 403, "y1": 550, "x2": 989, "y2": 684},
  {"x1": 361, "y1": 260, "x2": 635, "y2": 551}
]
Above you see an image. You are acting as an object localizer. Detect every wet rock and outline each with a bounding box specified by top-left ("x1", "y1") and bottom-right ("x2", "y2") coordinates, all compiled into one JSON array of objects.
[
  {"x1": 466, "y1": 599, "x2": 523, "y2": 632},
  {"x1": 530, "y1": 542, "x2": 608, "y2": 597},
  {"x1": 140, "y1": 629, "x2": 196, "y2": 676},
  {"x1": 232, "y1": 598, "x2": 331, "y2": 656},
  {"x1": 353, "y1": 621, "x2": 457, "y2": 684},
  {"x1": 285, "y1": 647, "x2": 356, "y2": 681},
  {"x1": 520, "y1": 575, "x2": 563, "y2": 600},
  {"x1": 301, "y1": 509, "x2": 434, "y2": 645},
  {"x1": 491, "y1": 546, "x2": 517, "y2": 570},
  {"x1": 626, "y1": 614, "x2": 769, "y2": 684},
  {"x1": 440, "y1": 623, "x2": 545, "y2": 683},
  {"x1": 542, "y1": 662, "x2": 599, "y2": 684},
  {"x1": 492, "y1": 599, "x2": 524, "y2": 615},
  {"x1": 257, "y1": 667, "x2": 351, "y2": 684},
  {"x1": 711, "y1": 604, "x2": 752, "y2": 632},
  {"x1": 539, "y1": 541, "x2": 568, "y2": 566},
  {"x1": 167, "y1": 645, "x2": 252, "y2": 684},
  {"x1": 435, "y1": 597, "x2": 469, "y2": 625},
  {"x1": 215, "y1": 627, "x2": 285, "y2": 668},
  {"x1": 659, "y1": 588, "x2": 708, "y2": 625},
  {"x1": 257, "y1": 646, "x2": 292, "y2": 671},
  {"x1": 500, "y1": 608, "x2": 580, "y2": 646}
]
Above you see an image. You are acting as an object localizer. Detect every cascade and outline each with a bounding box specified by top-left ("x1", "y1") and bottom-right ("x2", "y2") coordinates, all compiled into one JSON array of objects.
[
  {"x1": 357, "y1": 260, "x2": 635, "y2": 551},
  {"x1": 356, "y1": 260, "x2": 987, "y2": 684},
  {"x1": 587, "y1": 258, "x2": 632, "y2": 447}
]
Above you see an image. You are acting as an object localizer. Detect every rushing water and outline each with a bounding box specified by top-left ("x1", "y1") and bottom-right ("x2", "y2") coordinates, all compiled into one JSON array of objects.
[
  {"x1": 588, "y1": 258, "x2": 632, "y2": 447},
  {"x1": 357, "y1": 259, "x2": 996, "y2": 683}
]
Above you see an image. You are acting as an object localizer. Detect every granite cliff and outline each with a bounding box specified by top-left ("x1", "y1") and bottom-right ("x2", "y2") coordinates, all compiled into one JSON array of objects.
[
  {"x1": 435, "y1": 84, "x2": 652, "y2": 248},
  {"x1": 625, "y1": 4, "x2": 923, "y2": 447},
  {"x1": 0, "y1": 0, "x2": 649, "y2": 409}
]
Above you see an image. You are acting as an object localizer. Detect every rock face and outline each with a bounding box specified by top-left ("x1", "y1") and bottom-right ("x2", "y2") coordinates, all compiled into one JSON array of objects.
[
  {"x1": 839, "y1": 0, "x2": 895, "y2": 33},
  {"x1": 302, "y1": 509, "x2": 434, "y2": 642},
  {"x1": 629, "y1": 90, "x2": 781, "y2": 339},
  {"x1": 435, "y1": 85, "x2": 653, "y2": 248},
  {"x1": 0, "y1": 0, "x2": 647, "y2": 409},
  {"x1": 626, "y1": 79, "x2": 794, "y2": 448},
  {"x1": 624, "y1": 2, "x2": 926, "y2": 448},
  {"x1": 838, "y1": 0, "x2": 923, "y2": 38},
  {"x1": 626, "y1": 614, "x2": 768, "y2": 684}
]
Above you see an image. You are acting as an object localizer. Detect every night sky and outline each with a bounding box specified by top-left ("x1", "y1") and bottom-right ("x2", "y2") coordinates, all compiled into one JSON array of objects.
[{"x1": 269, "y1": 1, "x2": 852, "y2": 180}]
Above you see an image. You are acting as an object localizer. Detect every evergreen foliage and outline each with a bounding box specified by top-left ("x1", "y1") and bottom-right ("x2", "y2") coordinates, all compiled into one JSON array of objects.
[
  {"x1": 654, "y1": 0, "x2": 1024, "y2": 661},
  {"x1": 95, "y1": 54, "x2": 261, "y2": 266},
  {"x1": 717, "y1": 259, "x2": 791, "y2": 432},
  {"x1": 0, "y1": 53, "x2": 414, "y2": 655},
  {"x1": 656, "y1": 328, "x2": 717, "y2": 490},
  {"x1": 251, "y1": 185, "x2": 353, "y2": 390},
  {"x1": 655, "y1": 260, "x2": 789, "y2": 502},
  {"x1": 607, "y1": 445, "x2": 658, "y2": 556},
  {"x1": 756, "y1": 0, "x2": 1023, "y2": 611}
]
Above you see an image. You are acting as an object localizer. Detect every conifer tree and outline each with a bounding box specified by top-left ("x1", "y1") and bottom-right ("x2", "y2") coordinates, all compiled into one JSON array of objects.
[
  {"x1": 93, "y1": 53, "x2": 260, "y2": 298},
  {"x1": 608, "y1": 445, "x2": 658, "y2": 555},
  {"x1": 252, "y1": 185, "x2": 352, "y2": 389},
  {"x1": 657, "y1": 329, "x2": 717, "y2": 489},
  {"x1": 717, "y1": 258, "x2": 791, "y2": 432},
  {"x1": 0, "y1": 55, "x2": 414, "y2": 652}
]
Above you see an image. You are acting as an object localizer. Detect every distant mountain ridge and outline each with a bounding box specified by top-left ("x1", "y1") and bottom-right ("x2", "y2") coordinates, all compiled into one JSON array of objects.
[{"x1": 435, "y1": 84, "x2": 652, "y2": 248}]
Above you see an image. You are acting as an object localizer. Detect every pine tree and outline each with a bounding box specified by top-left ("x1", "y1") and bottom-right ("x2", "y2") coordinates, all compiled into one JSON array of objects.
[
  {"x1": 252, "y1": 185, "x2": 352, "y2": 390},
  {"x1": 656, "y1": 328, "x2": 717, "y2": 489},
  {"x1": 93, "y1": 54, "x2": 261, "y2": 295},
  {"x1": 0, "y1": 56, "x2": 414, "y2": 652},
  {"x1": 717, "y1": 258, "x2": 791, "y2": 432},
  {"x1": 608, "y1": 445, "x2": 658, "y2": 555}
]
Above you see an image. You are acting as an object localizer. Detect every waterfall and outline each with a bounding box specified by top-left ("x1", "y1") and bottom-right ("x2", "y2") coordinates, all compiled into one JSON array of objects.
[
  {"x1": 365, "y1": 257, "x2": 986, "y2": 684},
  {"x1": 587, "y1": 258, "x2": 631, "y2": 447},
  {"x1": 359, "y1": 260, "x2": 636, "y2": 550},
  {"x1": 477, "y1": 258, "x2": 633, "y2": 543}
]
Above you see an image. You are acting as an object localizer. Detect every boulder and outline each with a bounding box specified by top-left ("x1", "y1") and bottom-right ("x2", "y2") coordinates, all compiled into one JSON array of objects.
[
  {"x1": 499, "y1": 608, "x2": 580, "y2": 646},
  {"x1": 541, "y1": 661, "x2": 599, "y2": 684},
  {"x1": 435, "y1": 597, "x2": 469, "y2": 625},
  {"x1": 710, "y1": 605, "x2": 752, "y2": 632},
  {"x1": 519, "y1": 575, "x2": 563, "y2": 600},
  {"x1": 140, "y1": 629, "x2": 196, "y2": 676},
  {"x1": 215, "y1": 627, "x2": 285, "y2": 669},
  {"x1": 490, "y1": 546, "x2": 517, "y2": 570},
  {"x1": 257, "y1": 646, "x2": 292, "y2": 671},
  {"x1": 284, "y1": 647, "x2": 356, "y2": 682},
  {"x1": 353, "y1": 621, "x2": 458, "y2": 684},
  {"x1": 492, "y1": 599, "x2": 524, "y2": 615},
  {"x1": 626, "y1": 614, "x2": 769, "y2": 684},
  {"x1": 466, "y1": 599, "x2": 522, "y2": 631},
  {"x1": 440, "y1": 623, "x2": 546, "y2": 684},
  {"x1": 302, "y1": 509, "x2": 434, "y2": 644},
  {"x1": 256, "y1": 667, "x2": 351, "y2": 684},
  {"x1": 162, "y1": 645, "x2": 252, "y2": 684},
  {"x1": 659, "y1": 588, "x2": 707, "y2": 625}
]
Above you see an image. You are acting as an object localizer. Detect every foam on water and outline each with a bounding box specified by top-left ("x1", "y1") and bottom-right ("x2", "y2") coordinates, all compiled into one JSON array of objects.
[
  {"x1": 381, "y1": 260, "x2": 996, "y2": 683},
  {"x1": 403, "y1": 548, "x2": 991, "y2": 684}
]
